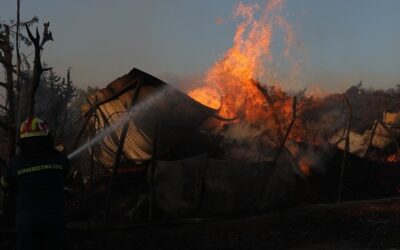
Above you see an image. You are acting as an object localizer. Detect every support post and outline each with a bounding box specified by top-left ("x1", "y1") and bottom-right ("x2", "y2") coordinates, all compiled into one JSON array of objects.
[
  {"x1": 337, "y1": 94, "x2": 352, "y2": 202},
  {"x1": 365, "y1": 119, "x2": 378, "y2": 157},
  {"x1": 273, "y1": 96, "x2": 297, "y2": 164},
  {"x1": 103, "y1": 80, "x2": 143, "y2": 222},
  {"x1": 15, "y1": 0, "x2": 22, "y2": 153},
  {"x1": 148, "y1": 119, "x2": 158, "y2": 221},
  {"x1": 89, "y1": 96, "x2": 98, "y2": 185}
]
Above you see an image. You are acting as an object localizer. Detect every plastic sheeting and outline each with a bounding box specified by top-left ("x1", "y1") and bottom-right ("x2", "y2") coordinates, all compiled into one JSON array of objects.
[
  {"x1": 331, "y1": 112, "x2": 400, "y2": 157},
  {"x1": 81, "y1": 68, "x2": 217, "y2": 167},
  {"x1": 150, "y1": 152, "x2": 303, "y2": 219}
]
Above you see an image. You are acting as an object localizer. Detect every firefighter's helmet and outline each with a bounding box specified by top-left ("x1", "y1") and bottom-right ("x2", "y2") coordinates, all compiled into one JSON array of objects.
[{"x1": 20, "y1": 116, "x2": 50, "y2": 139}]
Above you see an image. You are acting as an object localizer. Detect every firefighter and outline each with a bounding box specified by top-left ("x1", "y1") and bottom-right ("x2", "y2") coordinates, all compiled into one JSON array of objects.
[{"x1": 0, "y1": 116, "x2": 70, "y2": 250}]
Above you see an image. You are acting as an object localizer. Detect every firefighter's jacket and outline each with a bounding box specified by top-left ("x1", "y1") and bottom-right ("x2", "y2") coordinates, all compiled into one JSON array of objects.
[{"x1": 1, "y1": 150, "x2": 70, "y2": 227}]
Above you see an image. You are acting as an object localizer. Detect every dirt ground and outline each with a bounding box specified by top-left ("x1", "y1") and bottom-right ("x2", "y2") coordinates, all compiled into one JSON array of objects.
[{"x1": 3, "y1": 197, "x2": 400, "y2": 250}]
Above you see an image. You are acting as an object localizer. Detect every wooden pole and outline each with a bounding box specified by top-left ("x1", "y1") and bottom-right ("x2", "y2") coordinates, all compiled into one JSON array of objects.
[
  {"x1": 85, "y1": 97, "x2": 99, "y2": 226},
  {"x1": 1, "y1": 25, "x2": 16, "y2": 159},
  {"x1": 273, "y1": 96, "x2": 297, "y2": 164},
  {"x1": 364, "y1": 119, "x2": 378, "y2": 157},
  {"x1": 337, "y1": 94, "x2": 352, "y2": 202},
  {"x1": 148, "y1": 119, "x2": 158, "y2": 221},
  {"x1": 15, "y1": 0, "x2": 21, "y2": 150},
  {"x1": 89, "y1": 96, "x2": 98, "y2": 185},
  {"x1": 103, "y1": 80, "x2": 143, "y2": 222}
]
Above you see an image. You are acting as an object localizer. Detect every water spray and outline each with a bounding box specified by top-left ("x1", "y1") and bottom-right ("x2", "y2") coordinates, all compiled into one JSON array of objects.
[{"x1": 67, "y1": 87, "x2": 167, "y2": 160}]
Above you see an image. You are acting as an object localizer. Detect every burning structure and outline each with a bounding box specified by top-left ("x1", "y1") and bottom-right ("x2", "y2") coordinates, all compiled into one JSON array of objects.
[
  {"x1": 73, "y1": 68, "x2": 303, "y2": 219},
  {"x1": 3, "y1": 2, "x2": 400, "y2": 249},
  {"x1": 72, "y1": 65, "x2": 400, "y2": 221},
  {"x1": 65, "y1": 0, "x2": 400, "y2": 221}
]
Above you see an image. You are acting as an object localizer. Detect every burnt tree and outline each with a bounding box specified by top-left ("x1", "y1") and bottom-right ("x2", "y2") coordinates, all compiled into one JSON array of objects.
[
  {"x1": 0, "y1": 24, "x2": 16, "y2": 158},
  {"x1": 0, "y1": 16, "x2": 40, "y2": 159},
  {"x1": 24, "y1": 22, "x2": 53, "y2": 118}
]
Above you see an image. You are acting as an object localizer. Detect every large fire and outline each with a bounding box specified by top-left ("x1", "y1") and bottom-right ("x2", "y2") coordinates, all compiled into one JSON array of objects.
[{"x1": 188, "y1": 0, "x2": 294, "y2": 127}]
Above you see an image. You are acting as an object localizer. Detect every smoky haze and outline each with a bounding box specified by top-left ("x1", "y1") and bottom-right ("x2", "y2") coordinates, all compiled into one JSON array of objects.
[{"x1": 1, "y1": 0, "x2": 400, "y2": 91}]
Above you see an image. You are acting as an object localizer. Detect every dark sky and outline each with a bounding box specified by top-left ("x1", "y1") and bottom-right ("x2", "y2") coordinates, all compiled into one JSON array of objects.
[{"x1": 2, "y1": 0, "x2": 400, "y2": 92}]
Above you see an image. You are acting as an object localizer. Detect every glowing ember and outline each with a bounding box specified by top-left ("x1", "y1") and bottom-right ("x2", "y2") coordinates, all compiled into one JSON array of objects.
[
  {"x1": 298, "y1": 156, "x2": 312, "y2": 176},
  {"x1": 387, "y1": 153, "x2": 400, "y2": 163},
  {"x1": 188, "y1": 86, "x2": 221, "y2": 110},
  {"x1": 299, "y1": 162, "x2": 311, "y2": 176}
]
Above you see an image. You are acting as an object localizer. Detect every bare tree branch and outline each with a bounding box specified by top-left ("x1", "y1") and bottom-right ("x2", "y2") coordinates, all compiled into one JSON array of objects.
[
  {"x1": 0, "y1": 16, "x2": 39, "y2": 35},
  {"x1": 254, "y1": 79, "x2": 283, "y2": 141},
  {"x1": 25, "y1": 23, "x2": 36, "y2": 46},
  {"x1": 35, "y1": 27, "x2": 40, "y2": 43},
  {"x1": 40, "y1": 22, "x2": 53, "y2": 47}
]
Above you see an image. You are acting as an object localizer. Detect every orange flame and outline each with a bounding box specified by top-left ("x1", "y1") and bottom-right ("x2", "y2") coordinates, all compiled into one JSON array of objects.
[
  {"x1": 189, "y1": 0, "x2": 294, "y2": 125},
  {"x1": 188, "y1": 86, "x2": 221, "y2": 110},
  {"x1": 387, "y1": 153, "x2": 400, "y2": 164}
]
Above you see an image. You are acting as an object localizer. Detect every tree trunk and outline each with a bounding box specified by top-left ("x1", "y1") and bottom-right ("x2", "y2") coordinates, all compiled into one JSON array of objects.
[
  {"x1": 29, "y1": 39, "x2": 42, "y2": 116},
  {"x1": 2, "y1": 26, "x2": 16, "y2": 160},
  {"x1": 25, "y1": 23, "x2": 53, "y2": 117}
]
